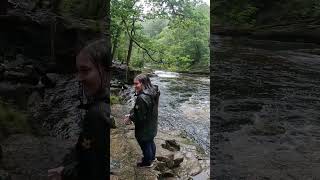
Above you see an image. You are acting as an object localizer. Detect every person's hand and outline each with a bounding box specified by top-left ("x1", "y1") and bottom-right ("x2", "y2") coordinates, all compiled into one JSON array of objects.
[
  {"x1": 124, "y1": 114, "x2": 132, "y2": 125},
  {"x1": 48, "y1": 166, "x2": 64, "y2": 180}
]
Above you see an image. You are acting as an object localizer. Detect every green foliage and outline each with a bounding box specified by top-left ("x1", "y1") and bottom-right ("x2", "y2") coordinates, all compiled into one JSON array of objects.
[
  {"x1": 0, "y1": 102, "x2": 30, "y2": 138},
  {"x1": 111, "y1": 0, "x2": 209, "y2": 72},
  {"x1": 144, "y1": 2, "x2": 210, "y2": 71}
]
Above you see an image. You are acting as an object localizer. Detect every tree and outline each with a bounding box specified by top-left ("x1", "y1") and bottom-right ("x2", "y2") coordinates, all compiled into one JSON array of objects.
[{"x1": 111, "y1": 0, "x2": 210, "y2": 72}]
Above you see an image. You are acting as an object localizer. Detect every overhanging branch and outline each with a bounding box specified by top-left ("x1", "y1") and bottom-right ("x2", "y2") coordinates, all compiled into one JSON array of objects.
[{"x1": 122, "y1": 18, "x2": 164, "y2": 64}]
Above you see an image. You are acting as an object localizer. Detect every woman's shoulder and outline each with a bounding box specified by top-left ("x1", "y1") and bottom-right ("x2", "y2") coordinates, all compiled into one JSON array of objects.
[
  {"x1": 86, "y1": 101, "x2": 110, "y2": 121},
  {"x1": 137, "y1": 93, "x2": 152, "y2": 106}
]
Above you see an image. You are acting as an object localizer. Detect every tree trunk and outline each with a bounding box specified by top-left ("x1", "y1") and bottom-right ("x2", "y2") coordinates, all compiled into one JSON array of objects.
[
  {"x1": 193, "y1": 43, "x2": 201, "y2": 65},
  {"x1": 125, "y1": 18, "x2": 135, "y2": 83},
  {"x1": 111, "y1": 22, "x2": 123, "y2": 61},
  {"x1": 126, "y1": 18, "x2": 136, "y2": 66}
]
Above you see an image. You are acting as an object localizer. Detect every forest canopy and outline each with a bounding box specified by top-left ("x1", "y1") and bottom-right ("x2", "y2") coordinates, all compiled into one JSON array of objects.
[{"x1": 111, "y1": 0, "x2": 210, "y2": 72}]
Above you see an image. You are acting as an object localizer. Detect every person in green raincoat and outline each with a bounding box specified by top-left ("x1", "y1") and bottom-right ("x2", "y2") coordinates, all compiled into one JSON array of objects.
[{"x1": 124, "y1": 74, "x2": 160, "y2": 167}]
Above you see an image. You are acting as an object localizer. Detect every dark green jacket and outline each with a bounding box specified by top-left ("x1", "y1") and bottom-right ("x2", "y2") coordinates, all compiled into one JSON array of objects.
[
  {"x1": 130, "y1": 85, "x2": 160, "y2": 141},
  {"x1": 61, "y1": 89, "x2": 110, "y2": 180}
]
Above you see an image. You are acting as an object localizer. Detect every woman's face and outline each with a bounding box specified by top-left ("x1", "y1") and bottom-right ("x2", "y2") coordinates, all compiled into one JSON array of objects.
[
  {"x1": 134, "y1": 80, "x2": 143, "y2": 93},
  {"x1": 76, "y1": 51, "x2": 102, "y2": 96}
]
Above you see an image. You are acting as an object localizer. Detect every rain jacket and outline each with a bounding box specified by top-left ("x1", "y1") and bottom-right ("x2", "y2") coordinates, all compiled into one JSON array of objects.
[
  {"x1": 61, "y1": 88, "x2": 111, "y2": 180},
  {"x1": 129, "y1": 85, "x2": 160, "y2": 141}
]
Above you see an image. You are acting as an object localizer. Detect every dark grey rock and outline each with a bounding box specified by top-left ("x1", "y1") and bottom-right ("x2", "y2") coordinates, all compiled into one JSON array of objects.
[{"x1": 161, "y1": 140, "x2": 180, "y2": 152}]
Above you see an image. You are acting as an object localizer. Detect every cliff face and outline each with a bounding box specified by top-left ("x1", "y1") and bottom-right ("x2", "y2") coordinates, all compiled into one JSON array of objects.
[
  {"x1": 0, "y1": 1, "x2": 133, "y2": 179},
  {"x1": 0, "y1": 0, "x2": 106, "y2": 73}
]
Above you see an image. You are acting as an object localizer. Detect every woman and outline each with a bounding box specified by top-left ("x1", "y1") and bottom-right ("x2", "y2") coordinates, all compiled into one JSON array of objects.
[
  {"x1": 124, "y1": 74, "x2": 160, "y2": 167},
  {"x1": 48, "y1": 39, "x2": 111, "y2": 180}
]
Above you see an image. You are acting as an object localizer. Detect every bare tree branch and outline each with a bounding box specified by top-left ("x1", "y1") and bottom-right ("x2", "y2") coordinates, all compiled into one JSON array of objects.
[{"x1": 121, "y1": 18, "x2": 164, "y2": 64}]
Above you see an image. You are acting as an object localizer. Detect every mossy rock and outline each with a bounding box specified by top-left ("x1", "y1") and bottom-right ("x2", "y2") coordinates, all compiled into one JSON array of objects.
[{"x1": 0, "y1": 102, "x2": 30, "y2": 138}]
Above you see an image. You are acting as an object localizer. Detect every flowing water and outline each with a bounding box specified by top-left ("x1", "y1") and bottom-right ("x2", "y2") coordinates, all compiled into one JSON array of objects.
[
  {"x1": 151, "y1": 70, "x2": 210, "y2": 154},
  {"x1": 211, "y1": 35, "x2": 320, "y2": 179}
]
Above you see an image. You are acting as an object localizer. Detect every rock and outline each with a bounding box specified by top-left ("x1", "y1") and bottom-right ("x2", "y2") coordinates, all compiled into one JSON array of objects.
[
  {"x1": 146, "y1": 73, "x2": 157, "y2": 78},
  {"x1": 110, "y1": 116, "x2": 116, "y2": 129},
  {"x1": 0, "y1": 64, "x2": 5, "y2": 73},
  {"x1": 3, "y1": 70, "x2": 39, "y2": 85},
  {"x1": 27, "y1": 91, "x2": 42, "y2": 107},
  {"x1": 189, "y1": 162, "x2": 202, "y2": 176},
  {"x1": 0, "y1": 4, "x2": 104, "y2": 74},
  {"x1": 110, "y1": 175, "x2": 119, "y2": 180},
  {"x1": 154, "y1": 161, "x2": 168, "y2": 172},
  {"x1": 156, "y1": 155, "x2": 173, "y2": 163},
  {"x1": 46, "y1": 73, "x2": 59, "y2": 83},
  {"x1": 4, "y1": 54, "x2": 25, "y2": 69},
  {"x1": 0, "y1": 145, "x2": 2, "y2": 162},
  {"x1": 159, "y1": 170, "x2": 176, "y2": 178},
  {"x1": 0, "y1": 169, "x2": 11, "y2": 180},
  {"x1": 166, "y1": 160, "x2": 175, "y2": 169},
  {"x1": 172, "y1": 152, "x2": 184, "y2": 168},
  {"x1": 8, "y1": 0, "x2": 37, "y2": 11},
  {"x1": 110, "y1": 159, "x2": 121, "y2": 171},
  {"x1": 0, "y1": 82, "x2": 40, "y2": 108},
  {"x1": 40, "y1": 74, "x2": 56, "y2": 88},
  {"x1": 0, "y1": 66, "x2": 4, "y2": 81},
  {"x1": 111, "y1": 62, "x2": 141, "y2": 84},
  {"x1": 161, "y1": 140, "x2": 180, "y2": 152},
  {"x1": 155, "y1": 152, "x2": 184, "y2": 170}
]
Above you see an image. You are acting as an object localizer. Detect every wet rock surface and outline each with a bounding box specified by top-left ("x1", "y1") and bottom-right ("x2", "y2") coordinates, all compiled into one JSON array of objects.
[
  {"x1": 211, "y1": 35, "x2": 320, "y2": 179},
  {"x1": 1, "y1": 134, "x2": 73, "y2": 180}
]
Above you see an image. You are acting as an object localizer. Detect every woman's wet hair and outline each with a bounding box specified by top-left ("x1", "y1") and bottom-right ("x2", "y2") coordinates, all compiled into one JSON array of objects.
[
  {"x1": 80, "y1": 39, "x2": 112, "y2": 89},
  {"x1": 81, "y1": 39, "x2": 111, "y2": 71},
  {"x1": 134, "y1": 74, "x2": 154, "y2": 91}
]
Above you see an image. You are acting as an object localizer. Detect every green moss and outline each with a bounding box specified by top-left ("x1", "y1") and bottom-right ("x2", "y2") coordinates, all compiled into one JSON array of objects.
[
  {"x1": 0, "y1": 102, "x2": 30, "y2": 138},
  {"x1": 110, "y1": 95, "x2": 121, "y2": 105}
]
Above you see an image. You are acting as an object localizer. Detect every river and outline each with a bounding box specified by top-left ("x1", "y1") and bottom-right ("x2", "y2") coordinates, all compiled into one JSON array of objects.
[
  {"x1": 152, "y1": 71, "x2": 210, "y2": 154},
  {"x1": 211, "y1": 35, "x2": 320, "y2": 179}
]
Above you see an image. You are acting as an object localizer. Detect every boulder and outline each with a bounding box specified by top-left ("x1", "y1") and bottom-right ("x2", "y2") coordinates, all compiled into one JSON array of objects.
[
  {"x1": 3, "y1": 70, "x2": 39, "y2": 85},
  {"x1": 161, "y1": 139, "x2": 180, "y2": 152},
  {"x1": 156, "y1": 155, "x2": 172, "y2": 163},
  {"x1": 154, "y1": 161, "x2": 168, "y2": 172}
]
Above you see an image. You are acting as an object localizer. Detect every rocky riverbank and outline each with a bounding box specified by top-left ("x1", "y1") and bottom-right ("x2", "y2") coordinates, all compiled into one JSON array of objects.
[
  {"x1": 110, "y1": 103, "x2": 209, "y2": 180},
  {"x1": 0, "y1": 57, "x2": 209, "y2": 180}
]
